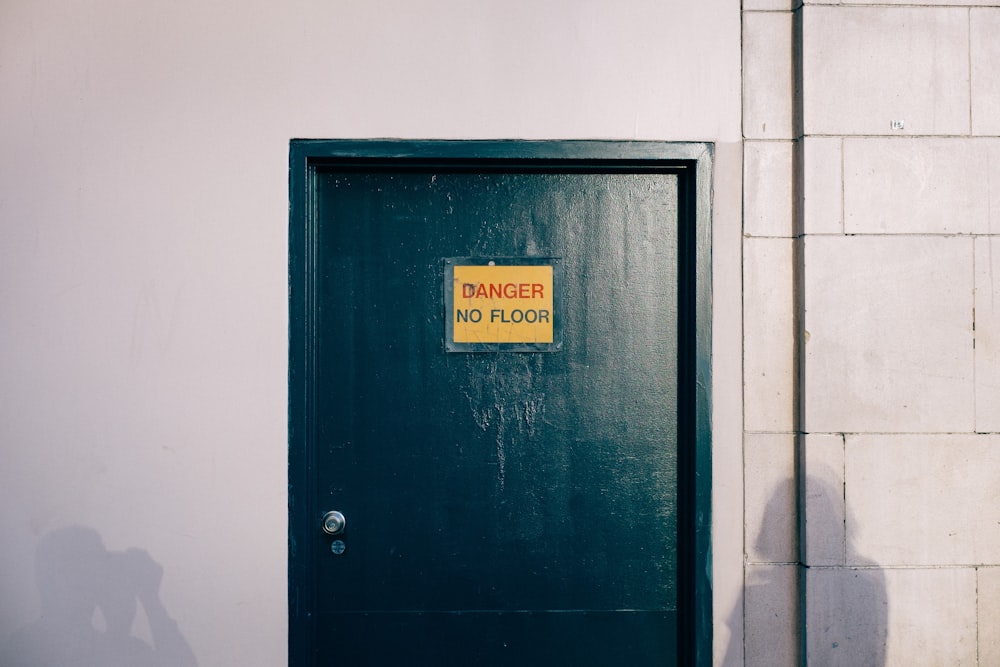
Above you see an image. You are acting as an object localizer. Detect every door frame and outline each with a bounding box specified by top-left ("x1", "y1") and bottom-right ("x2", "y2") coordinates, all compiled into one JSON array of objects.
[{"x1": 288, "y1": 140, "x2": 713, "y2": 665}]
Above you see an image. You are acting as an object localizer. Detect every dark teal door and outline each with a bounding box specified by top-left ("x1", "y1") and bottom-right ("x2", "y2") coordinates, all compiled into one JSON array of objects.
[{"x1": 289, "y1": 141, "x2": 712, "y2": 666}]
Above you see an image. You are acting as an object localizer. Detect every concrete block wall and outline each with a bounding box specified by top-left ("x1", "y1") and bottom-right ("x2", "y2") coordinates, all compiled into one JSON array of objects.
[
  {"x1": 741, "y1": 4, "x2": 801, "y2": 665},
  {"x1": 743, "y1": 2, "x2": 1000, "y2": 665}
]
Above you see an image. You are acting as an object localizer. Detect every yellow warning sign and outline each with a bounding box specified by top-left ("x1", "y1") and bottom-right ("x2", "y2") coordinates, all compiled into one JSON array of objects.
[{"x1": 452, "y1": 264, "x2": 554, "y2": 344}]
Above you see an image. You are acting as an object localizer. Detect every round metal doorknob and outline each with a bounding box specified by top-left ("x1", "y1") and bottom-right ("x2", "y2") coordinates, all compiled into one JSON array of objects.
[{"x1": 322, "y1": 510, "x2": 346, "y2": 535}]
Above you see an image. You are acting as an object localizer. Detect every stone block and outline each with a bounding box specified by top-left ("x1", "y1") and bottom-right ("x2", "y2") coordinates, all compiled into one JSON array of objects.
[
  {"x1": 844, "y1": 138, "x2": 1000, "y2": 235},
  {"x1": 744, "y1": 140, "x2": 795, "y2": 238},
  {"x1": 802, "y1": 137, "x2": 841, "y2": 235},
  {"x1": 745, "y1": 433, "x2": 796, "y2": 564},
  {"x1": 846, "y1": 434, "x2": 1000, "y2": 566},
  {"x1": 744, "y1": 0, "x2": 800, "y2": 10},
  {"x1": 801, "y1": 434, "x2": 844, "y2": 567},
  {"x1": 744, "y1": 564, "x2": 799, "y2": 667},
  {"x1": 802, "y1": 7, "x2": 969, "y2": 136},
  {"x1": 806, "y1": 567, "x2": 976, "y2": 666},
  {"x1": 743, "y1": 12, "x2": 795, "y2": 140},
  {"x1": 804, "y1": 567, "x2": 888, "y2": 666},
  {"x1": 973, "y1": 10, "x2": 1000, "y2": 137},
  {"x1": 979, "y1": 567, "x2": 1000, "y2": 665},
  {"x1": 882, "y1": 568, "x2": 977, "y2": 665},
  {"x1": 976, "y1": 237, "x2": 1000, "y2": 432},
  {"x1": 810, "y1": 0, "x2": 999, "y2": 5},
  {"x1": 803, "y1": 236, "x2": 974, "y2": 433},
  {"x1": 744, "y1": 237, "x2": 795, "y2": 432}
]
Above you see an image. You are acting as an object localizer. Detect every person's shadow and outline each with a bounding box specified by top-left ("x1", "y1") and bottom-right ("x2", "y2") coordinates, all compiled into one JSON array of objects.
[
  {"x1": 1, "y1": 525, "x2": 198, "y2": 667},
  {"x1": 801, "y1": 475, "x2": 887, "y2": 666},
  {"x1": 725, "y1": 476, "x2": 888, "y2": 666}
]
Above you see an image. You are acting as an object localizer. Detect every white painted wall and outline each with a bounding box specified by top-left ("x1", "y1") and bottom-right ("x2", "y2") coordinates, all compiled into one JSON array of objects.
[{"x1": 0, "y1": 2, "x2": 742, "y2": 665}]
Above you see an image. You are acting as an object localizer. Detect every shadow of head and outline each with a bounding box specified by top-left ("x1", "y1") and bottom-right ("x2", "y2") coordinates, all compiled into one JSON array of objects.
[
  {"x1": 752, "y1": 476, "x2": 797, "y2": 562},
  {"x1": 751, "y1": 473, "x2": 889, "y2": 665},
  {"x1": 752, "y1": 473, "x2": 865, "y2": 561}
]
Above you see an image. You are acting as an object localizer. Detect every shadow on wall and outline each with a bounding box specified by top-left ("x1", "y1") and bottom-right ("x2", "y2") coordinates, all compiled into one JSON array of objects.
[
  {"x1": 1, "y1": 525, "x2": 198, "y2": 667},
  {"x1": 803, "y1": 475, "x2": 888, "y2": 666},
  {"x1": 726, "y1": 476, "x2": 889, "y2": 666}
]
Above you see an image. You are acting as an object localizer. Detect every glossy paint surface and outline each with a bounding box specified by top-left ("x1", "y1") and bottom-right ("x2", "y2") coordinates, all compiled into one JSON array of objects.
[{"x1": 308, "y1": 167, "x2": 679, "y2": 663}]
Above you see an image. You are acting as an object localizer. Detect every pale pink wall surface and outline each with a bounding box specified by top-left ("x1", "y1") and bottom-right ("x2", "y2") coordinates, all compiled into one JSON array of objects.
[{"x1": 0, "y1": 2, "x2": 742, "y2": 665}]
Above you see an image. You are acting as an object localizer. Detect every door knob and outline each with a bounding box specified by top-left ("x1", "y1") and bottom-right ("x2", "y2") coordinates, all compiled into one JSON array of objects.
[{"x1": 322, "y1": 510, "x2": 346, "y2": 535}]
